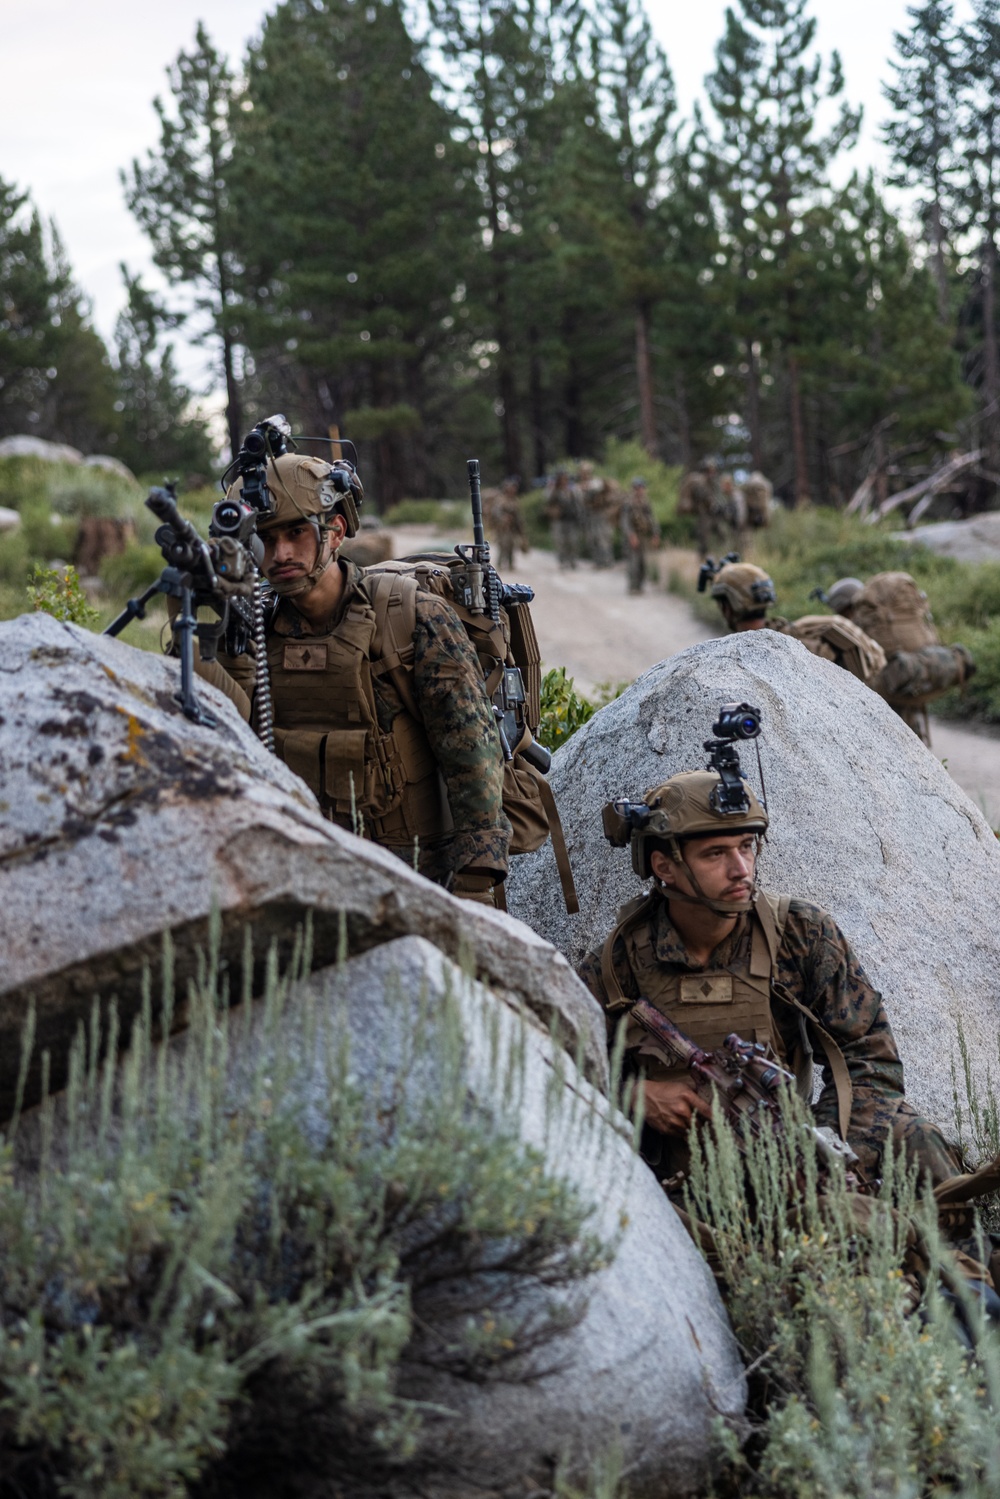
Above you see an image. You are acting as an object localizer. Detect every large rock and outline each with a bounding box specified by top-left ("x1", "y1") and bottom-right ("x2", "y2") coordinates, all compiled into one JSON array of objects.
[
  {"x1": 0, "y1": 435, "x2": 84, "y2": 464},
  {"x1": 891, "y1": 511, "x2": 1000, "y2": 563},
  {"x1": 0, "y1": 613, "x2": 607, "y2": 1113},
  {"x1": 507, "y1": 631, "x2": 1000, "y2": 1135},
  {"x1": 160, "y1": 934, "x2": 745, "y2": 1496}
]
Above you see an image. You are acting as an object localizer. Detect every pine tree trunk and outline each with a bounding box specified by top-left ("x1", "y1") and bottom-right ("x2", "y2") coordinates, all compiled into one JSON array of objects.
[
  {"x1": 564, "y1": 313, "x2": 583, "y2": 460},
  {"x1": 787, "y1": 352, "x2": 810, "y2": 506},
  {"x1": 982, "y1": 234, "x2": 1000, "y2": 457},
  {"x1": 222, "y1": 329, "x2": 243, "y2": 460},
  {"x1": 746, "y1": 339, "x2": 763, "y2": 470},
  {"x1": 635, "y1": 304, "x2": 658, "y2": 456},
  {"x1": 528, "y1": 324, "x2": 546, "y2": 474},
  {"x1": 674, "y1": 371, "x2": 692, "y2": 469},
  {"x1": 930, "y1": 198, "x2": 950, "y2": 324}
]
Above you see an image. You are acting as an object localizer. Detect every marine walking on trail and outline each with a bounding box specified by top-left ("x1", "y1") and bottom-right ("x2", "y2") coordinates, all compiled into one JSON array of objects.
[
  {"x1": 577, "y1": 460, "x2": 620, "y2": 569},
  {"x1": 679, "y1": 458, "x2": 730, "y2": 557},
  {"x1": 485, "y1": 475, "x2": 528, "y2": 572},
  {"x1": 545, "y1": 466, "x2": 585, "y2": 570},
  {"x1": 619, "y1": 476, "x2": 660, "y2": 595}
]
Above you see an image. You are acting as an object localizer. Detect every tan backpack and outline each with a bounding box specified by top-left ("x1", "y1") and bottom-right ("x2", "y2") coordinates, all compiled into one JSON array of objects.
[
  {"x1": 364, "y1": 554, "x2": 579, "y2": 913},
  {"x1": 787, "y1": 615, "x2": 887, "y2": 685},
  {"x1": 850, "y1": 572, "x2": 939, "y2": 655}
]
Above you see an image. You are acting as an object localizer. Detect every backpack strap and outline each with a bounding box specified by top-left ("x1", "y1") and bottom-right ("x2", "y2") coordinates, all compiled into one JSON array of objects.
[
  {"x1": 527, "y1": 765, "x2": 579, "y2": 914},
  {"x1": 365, "y1": 571, "x2": 421, "y2": 721}
]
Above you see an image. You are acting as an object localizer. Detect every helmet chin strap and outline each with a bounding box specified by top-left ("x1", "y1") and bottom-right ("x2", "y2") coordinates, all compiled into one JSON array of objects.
[{"x1": 268, "y1": 520, "x2": 336, "y2": 597}]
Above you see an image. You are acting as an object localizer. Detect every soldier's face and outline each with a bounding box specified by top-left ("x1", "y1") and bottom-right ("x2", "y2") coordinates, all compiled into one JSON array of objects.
[
  {"x1": 261, "y1": 515, "x2": 346, "y2": 587},
  {"x1": 652, "y1": 833, "x2": 757, "y2": 904}
]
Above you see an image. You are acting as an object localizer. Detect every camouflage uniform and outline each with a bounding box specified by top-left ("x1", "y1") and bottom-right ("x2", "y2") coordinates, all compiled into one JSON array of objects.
[
  {"x1": 578, "y1": 890, "x2": 959, "y2": 1190},
  {"x1": 545, "y1": 473, "x2": 584, "y2": 569},
  {"x1": 680, "y1": 464, "x2": 729, "y2": 557},
  {"x1": 578, "y1": 463, "x2": 616, "y2": 568},
  {"x1": 487, "y1": 481, "x2": 528, "y2": 573},
  {"x1": 193, "y1": 559, "x2": 511, "y2": 890},
  {"x1": 619, "y1": 480, "x2": 660, "y2": 595}
]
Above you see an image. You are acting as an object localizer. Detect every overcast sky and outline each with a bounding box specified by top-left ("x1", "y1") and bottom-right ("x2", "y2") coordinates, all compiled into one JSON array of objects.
[{"x1": 4, "y1": 0, "x2": 970, "y2": 395}]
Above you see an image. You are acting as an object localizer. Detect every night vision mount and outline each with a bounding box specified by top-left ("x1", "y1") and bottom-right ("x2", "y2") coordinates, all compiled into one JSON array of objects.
[
  {"x1": 704, "y1": 702, "x2": 761, "y2": 815},
  {"x1": 697, "y1": 551, "x2": 740, "y2": 593}
]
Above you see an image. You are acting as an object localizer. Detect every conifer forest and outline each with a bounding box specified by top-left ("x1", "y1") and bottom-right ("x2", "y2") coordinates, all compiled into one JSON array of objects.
[{"x1": 4, "y1": 0, "x2": 1000, "y2": 510}]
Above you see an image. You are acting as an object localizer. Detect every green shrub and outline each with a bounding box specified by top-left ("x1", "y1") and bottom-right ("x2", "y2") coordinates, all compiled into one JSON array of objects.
[
  {"x1": 100, "y1": 544, "x2": 167, "y2": 601},
  {"x1": 48, "y1": 468, "x2": 139, "y2": 520},
  {"x1": 686, "y1": 1092, "x2": 1000, "y2": 1498},
  {"x1": 0, "y1": 932, "x2": 607, "y2": 1497},
  {"x1": 27, "y1": 564, "x2": 98, "y2": 627},
  {"x1": 539, "y1": 668, "x2": 597, "y2": 750},
  {"x1": 383, "y1": 498, "x2": 450, "y2": 526}
]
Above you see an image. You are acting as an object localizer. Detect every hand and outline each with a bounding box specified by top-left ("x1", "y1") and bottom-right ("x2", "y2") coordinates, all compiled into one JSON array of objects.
[{"x1": 641, "y1": 1078, "x2": 713, "y2": 1135}]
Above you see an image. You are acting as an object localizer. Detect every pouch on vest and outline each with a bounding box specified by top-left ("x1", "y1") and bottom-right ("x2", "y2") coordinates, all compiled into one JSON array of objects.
[{"x1": 789, "y1": 615, "x2": 886, "y2": 684}]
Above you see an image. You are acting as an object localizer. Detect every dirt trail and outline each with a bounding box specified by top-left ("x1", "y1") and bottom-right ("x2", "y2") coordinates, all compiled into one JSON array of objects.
[{"x1": 393, "y1": 526, "x2": 1000, "y2": 828}]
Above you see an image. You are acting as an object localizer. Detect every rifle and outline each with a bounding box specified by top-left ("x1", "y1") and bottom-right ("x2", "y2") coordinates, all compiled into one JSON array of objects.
[
  {"x1": 457, "y1": 458, "x2": 550, "y2": 775},
  {"x1": 629, "y1": 998, "x2": 872, "y2": 1194},
  {"x1": 104, "y1": 483, "x2": 258, "y2": 729}
]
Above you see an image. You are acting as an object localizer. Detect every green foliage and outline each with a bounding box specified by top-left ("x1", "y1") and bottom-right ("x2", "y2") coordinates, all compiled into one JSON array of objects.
[
  {"x1": 382, "y1": 498, "x2": 451, "y2": 527},
  {"x1": 27, "y1": 563, "x2": 98, "y2": 626},
  {"x1": 113, "y1": 268, "x2": 216, "y2": 478},
  {"x1": 951, "y1": 1016, "x2": 1000, "y2": 1231},
  {"x1": 0, "y1": 177, "x2": 120, "y2": 454},
  {"x1": 47, "y1": 466, "x2": 139, "y2": 520},
  {"x1": 99, "y1": 544, "x2": 166, "y2": 600},
  {"x1": 538, "y1": 667, "x2": 597, "y2": 751},
  {"x1": 0, "y1": 935, "x2": 606, "y2": 1496},
  {"x1": 687, "y1": 1092, "x2": 1000, "y2": 1498}
]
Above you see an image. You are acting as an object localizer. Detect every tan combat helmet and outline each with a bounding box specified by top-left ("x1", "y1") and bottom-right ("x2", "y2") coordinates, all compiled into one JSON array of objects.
[
  {"x1": 602, "y1": 768, "x2": 768, "y2": 913},
  {"x1": 826, "y1": 577, "x2": 864, "y2": 616},
  {"x1": 237, "y1": 452, "x2": 364, "y2": 597},
  {"x1": 710, "y1": 561, "x2": 777, "y2": 624}
]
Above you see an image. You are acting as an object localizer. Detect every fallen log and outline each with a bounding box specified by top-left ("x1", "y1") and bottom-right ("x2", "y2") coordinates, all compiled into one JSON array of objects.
[{"x1": 864, "y1": 450, "x2": 981, "y2": 525}]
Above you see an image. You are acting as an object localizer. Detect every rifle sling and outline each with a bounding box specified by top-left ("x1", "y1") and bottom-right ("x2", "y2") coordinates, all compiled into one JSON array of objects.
[{"x1": 530, "y1": 768, "x2": 579, "y2": 914}]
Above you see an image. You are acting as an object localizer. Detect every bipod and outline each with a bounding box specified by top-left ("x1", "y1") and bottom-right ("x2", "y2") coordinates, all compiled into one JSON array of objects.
[{"x1": 103, "y1": 566, "x2": 221, "y2": 729}]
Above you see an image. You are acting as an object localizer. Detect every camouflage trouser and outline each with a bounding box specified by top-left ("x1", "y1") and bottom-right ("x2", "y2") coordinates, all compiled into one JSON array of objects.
[
  {"x1": 588, "y1": 515, "x2": 614, "y2": 568},
  {"x1": 495, "y1": 532, "x2": 516, "y2": 572},
  {"x1": 847, "y1": 1098, "x2": 962, "y2": 1193},
  {"x1": 552, "y1": 519, "x2": 580, "y2": 568},
  {"x1": 695, "y1": 505, "x2": 729, "y2": 558},
  {"x1": 894, "y1": 704, "x2": 931, "y2": 747},
  {"x1": 626, "y1": 542, "x2": 648, "y2": 594}
]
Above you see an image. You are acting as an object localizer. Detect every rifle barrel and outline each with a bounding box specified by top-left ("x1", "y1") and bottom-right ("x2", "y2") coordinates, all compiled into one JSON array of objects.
[{"x1": 467, "y1": 458, "x2": 486, "y2": 549}]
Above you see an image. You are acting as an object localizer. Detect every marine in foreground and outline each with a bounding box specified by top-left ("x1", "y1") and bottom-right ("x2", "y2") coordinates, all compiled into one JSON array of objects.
[{"x1": 578, "y1": 708, "x2": 958, "y2": 1193}]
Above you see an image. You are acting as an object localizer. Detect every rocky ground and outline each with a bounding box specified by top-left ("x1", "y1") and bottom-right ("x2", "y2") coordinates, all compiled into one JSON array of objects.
[{"x1": 394, "y1": 525, "x2": 1000, "y2": 827}]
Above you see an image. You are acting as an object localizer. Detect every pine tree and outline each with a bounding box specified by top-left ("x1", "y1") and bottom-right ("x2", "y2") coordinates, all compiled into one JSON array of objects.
[
  {"x1": 0, "y1": 179, "x2": 118, "y2": 451},
  {"x1": 230, "y1": 0, "x2": 479, "y2": 503},
  {"x1": 123, "y1": 25, "x2": 243, "y2": 457},
  {"x1": 573, "y1": 0, "x2": 677, "y2": 456},
  {"x1": 882, "y1": 0, "x2": 960, "y2": 322},
  {"x1": 953, "y1": 0, "x2": 1000, "y2": 474},
  {"x1": 425, "y1": 0, "x2": 586, "y2": 477},
  {"x1": 114, "y1": 269, "x2": 214, "y2": 477},
  {"x1": 704, "y1": 0, "x2": 861, "y2": 500}
]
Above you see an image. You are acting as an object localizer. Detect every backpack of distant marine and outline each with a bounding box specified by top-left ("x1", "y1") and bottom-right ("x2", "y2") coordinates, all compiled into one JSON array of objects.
[
  {"x1": 785, "y1": 615, "x2": 887, "y2": 685},
  {"x1": 850, "y1": 572, "x2": 975, "y2": 706},
  {"x1": 363, "y1": 553, "x2": 579, "y2": 912}
]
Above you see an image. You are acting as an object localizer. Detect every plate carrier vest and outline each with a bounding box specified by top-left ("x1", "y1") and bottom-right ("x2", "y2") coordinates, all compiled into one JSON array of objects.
[{"x1": 600, "y1": 889, "x2": 852, "y2": 1139}]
